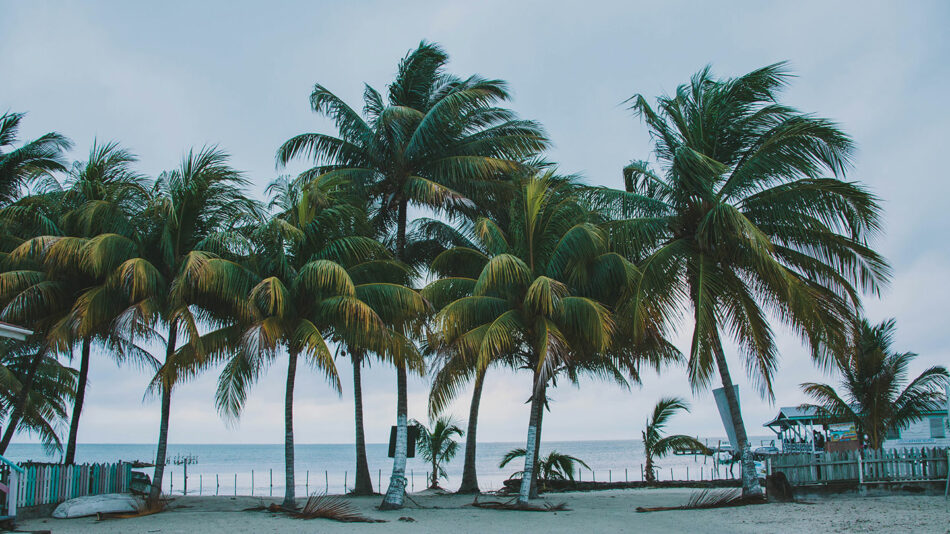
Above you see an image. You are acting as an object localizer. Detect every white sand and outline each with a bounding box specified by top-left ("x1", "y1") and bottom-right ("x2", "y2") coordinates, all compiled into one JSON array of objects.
[{"x1": 19, "y1": 488, "x2": 950, "y2": 533}]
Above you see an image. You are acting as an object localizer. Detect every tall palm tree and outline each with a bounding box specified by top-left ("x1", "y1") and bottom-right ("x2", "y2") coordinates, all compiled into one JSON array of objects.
[
  {"x1": 277, "y1": 41, "x2": 548, "y2": 510},
  {"x1": 204, "y1": 174, "x2": 425, "y2": 508},
  {"x1": 0, "y1": 111, "x2": 71, "y2": 208},
  {"x1": 412, "y1": 415, "x2": 464, "y2": 489},
  {"x1": 429, "y1": 173, "x2": 647, "y2": 504},
  {"x1": 611, "y1": 63, "x2": 890, "y2": 496},
  {"x1": 130, "y1": 146, "x2": 260, "y2": 507},
  {"x1": 55, "y1": 140, "x2": 150, "y2": 464},
  {"x1": 801, "y1": 318, "x2": 948, "y2": 450},
  {"x1": 641, "y1": 397, "x2": 709, "y2": 483}
]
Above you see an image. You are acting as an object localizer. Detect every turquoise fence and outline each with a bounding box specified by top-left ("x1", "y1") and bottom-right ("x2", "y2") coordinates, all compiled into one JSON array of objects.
[{"x1": 15, "y1": 462, "x2": 133, "y2": 508}]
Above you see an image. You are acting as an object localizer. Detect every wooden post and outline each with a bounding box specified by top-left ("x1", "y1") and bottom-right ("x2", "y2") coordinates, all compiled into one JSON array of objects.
[
  {"x1": 170, "y1": 470, "x2": 174, "y2": 494},
  {"x1": 251, "y1": 470, "x2": 254, "y2": 496},
  {"x1": 325, "y1": 470, "x2": 328, "y2": 493},
  {"x1": 625, "y1": 468, "x2": 628, "y2": 482},
  {"x1": 7, "y1": 469, "x2": 18, "y2": 518},
  {"x1": 234, "y1": 474, "x2": 237, "y2": 496},
  {"x1": 686, "y1": 466, "x2": 689, "y2": 481},
  {"x1": 306, "y1": 470, "x2": 309, "y2": 495},
  {"x1": 670, "y1": 467, "x2": 673, "y2": 481},
  {"x1": 858, "y1": 455, "x2": 864, "y2": 484},
  {"x1": 609, "y1": 470, "x2": 612, "y2": 483},
  {"x1": 411, "y1": 469, "x2": 414, "y2": 491},
  {"x1": 216, "y1": 474, "x2": 219, "y2": 496},
  {"x1": 199, "y1": 474, "x2": 202, "y2": 495},
  {"x1": 378, "y1": 469, "x2": 381, "y2": 492},
  {"x1": 183, "y1": 463, "x2": 188, "y2": 496},
  {"x1": 269, "y1": 469, "x2": 273, "y2": 497},
  {"x1": 344, "y1": 471, "x2": 347, "y2": 492}
]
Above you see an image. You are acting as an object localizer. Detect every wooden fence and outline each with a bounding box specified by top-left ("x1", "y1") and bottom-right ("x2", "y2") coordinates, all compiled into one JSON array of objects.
[
  {"x1": 771, "y1": 447, "x2": 949, "y2": 486},
  {"x1": 13, "y1": 462, "x2": 134, "y2": 508}
]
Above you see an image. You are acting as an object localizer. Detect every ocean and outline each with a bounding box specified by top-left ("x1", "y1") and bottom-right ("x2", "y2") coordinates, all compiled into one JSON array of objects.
[{"x1": 4, "y1": 437, "x2": 774, "y2": 496}]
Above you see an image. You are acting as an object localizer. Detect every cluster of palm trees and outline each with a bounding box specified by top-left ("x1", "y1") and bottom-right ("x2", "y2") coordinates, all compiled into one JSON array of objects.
[{"x1": 1, "y1": 40, "x2": 918, "y2": 510}]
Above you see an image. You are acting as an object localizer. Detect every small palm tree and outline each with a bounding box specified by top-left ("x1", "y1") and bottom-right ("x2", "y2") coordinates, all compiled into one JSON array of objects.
[
  {"x1": 642, "y1": 397, "x2": 709, "y2": 483},
  {"x1": 412, "y1": 416, "x2": 464, "y2": 489},
  {"x1": 801, "y1": 318, "x2": 948, "y2": 450},
  {"x1": 499, "y1": 448, "x2": 590, "y2": 485}
]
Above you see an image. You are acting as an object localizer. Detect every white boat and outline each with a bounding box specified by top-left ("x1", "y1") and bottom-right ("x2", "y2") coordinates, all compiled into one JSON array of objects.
[{"x1": 52, "y1": 493, "x2": 143, "y2": 519}]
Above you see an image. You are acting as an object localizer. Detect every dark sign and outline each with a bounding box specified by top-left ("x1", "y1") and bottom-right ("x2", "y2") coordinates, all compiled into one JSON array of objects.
[{"x1": 387, "y1": 425, "x2": 419, "y2": 458}]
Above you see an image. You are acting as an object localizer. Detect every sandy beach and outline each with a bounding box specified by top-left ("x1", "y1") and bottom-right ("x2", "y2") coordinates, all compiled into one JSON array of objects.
[{"x1": 17, "y1": 489, "x2": 950, "y2": 534}]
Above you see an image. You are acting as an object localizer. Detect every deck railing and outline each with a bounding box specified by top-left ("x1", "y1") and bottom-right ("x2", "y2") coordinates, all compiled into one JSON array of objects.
[{"x1": 771, "y1": 447, "x2": 949, "y2": 486}]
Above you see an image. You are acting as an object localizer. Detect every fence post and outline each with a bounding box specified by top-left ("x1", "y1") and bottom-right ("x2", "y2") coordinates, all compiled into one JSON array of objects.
[
  {"x1": 251, "y1": 470, "x2": 254, "y2": 496},
  {"x1": 378, "y1": 469, "x2": 381, "y2": 492},
  {"x1": 857, "y1": 454, "x2": 863, "y2": 484},
  {"x1": 609, "y1": 469, "x2": 612, "y2": 483},
  {"x1": 234, "y1": 474, "x2": 237, "y2": 496},
  {"x1": 344, "y1": 471, "x2": 347, "y2": 492},
  {"x1": 325, "y1": 470, "x2": 328, "y2": 493},
  {"x1": 216, "y1": 474, "x2": 219, "y2": 496},
  {"x1": 200, "y1": 474, "x2": 203, "y2": 495},
  {"x1": 269, "y1": 469, "x2": 273, "y2": 497},
  {"x1": 625, "y1": 468, "x2": 628, "y2": 482},
  {"x1": 306, "y1": 470, "x2": 309, "y2": 495}
]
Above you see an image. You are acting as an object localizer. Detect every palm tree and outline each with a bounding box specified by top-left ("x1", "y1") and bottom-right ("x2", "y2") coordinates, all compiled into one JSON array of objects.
[
  {"x1": 641, "y1": 397, "x2": 709, "y2": 483},
  {"x1": 801, "y1": 318, "x2": 948, "y2": 450},
  {"x1": 0, "y1": 338, "x2": 77, "y2": 454},
  {"x1": 429, "y1": 173, "x2": 648, "y2": 504},
  {"x1": 277, "y1": 41, "x2": 548, "y2": 510},
  {"x1": 610, "y1": 63, "x2": 890, "y2": 496},
  {"x1": 0, "y1": 111, "x2": 71, "y2": 208},
  {"x1": 499, "y1": 448, "x2": 589, "y2": 486},
  {"x1": 412, "y1": 415, "x2": 463, "y2": 489},
  {"x1": 131, "y1": 146, "x2": 260, "y2": 507},
  {"x1": 205, "y1": 174, "x2": 425, "y2": 508},
  {"x1": 55, "y1": 140, "x2": 150, "y2": 464}
]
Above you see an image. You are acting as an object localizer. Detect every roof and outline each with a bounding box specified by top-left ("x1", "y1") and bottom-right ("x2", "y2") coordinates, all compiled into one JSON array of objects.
[
  {"x1": 763, "y1": 406, "x2": 823, "y2": 428},
  {"x1": 0, "y1": 321, "x2": 32, "y2": 341}
]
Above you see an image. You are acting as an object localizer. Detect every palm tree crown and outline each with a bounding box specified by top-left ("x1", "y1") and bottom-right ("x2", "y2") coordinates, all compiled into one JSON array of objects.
[{"x1": 801, "y1": 318, "x2": 948, "y2": 450}]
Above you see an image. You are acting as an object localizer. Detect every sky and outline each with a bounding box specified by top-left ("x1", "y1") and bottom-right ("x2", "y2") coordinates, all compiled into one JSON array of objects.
[{"x1": 1, "y1": 0, "x2": 948, "y2": 448}]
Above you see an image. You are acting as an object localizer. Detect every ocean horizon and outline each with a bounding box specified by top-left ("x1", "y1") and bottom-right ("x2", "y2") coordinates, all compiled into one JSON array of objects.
[{"x1": 5, "y1": 436, "x2": 774, "y2": 495}]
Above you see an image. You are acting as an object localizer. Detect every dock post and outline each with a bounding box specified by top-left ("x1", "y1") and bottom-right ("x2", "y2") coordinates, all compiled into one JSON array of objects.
[
  {"x1": 670, "y1": 467, "x2": 673, "y2": 481},
  {"x1": 170, "y1": 471, "x2": 173, "y2": 494},
  {"x1": 640, "y1": 464, "x2": 643, "y2": 481},
  {"x1": 592, "y1": 470, "x2": 595, "y2": 482}
]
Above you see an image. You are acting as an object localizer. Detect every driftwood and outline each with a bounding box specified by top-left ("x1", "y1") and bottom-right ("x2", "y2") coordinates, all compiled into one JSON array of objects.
[
  {"x1": 636, "y1": 488, "x2": 767, "y2": 513},
  {"x1": 471, "y1": 495, "x2": 569, "y2": 512}
]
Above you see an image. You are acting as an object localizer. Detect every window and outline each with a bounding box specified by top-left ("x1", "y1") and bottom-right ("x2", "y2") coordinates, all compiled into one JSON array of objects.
[{"x1": 930, "y1": 416, "x2": 947, "y2": 439}]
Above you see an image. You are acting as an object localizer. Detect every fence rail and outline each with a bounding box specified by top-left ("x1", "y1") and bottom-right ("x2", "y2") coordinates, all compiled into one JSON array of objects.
[
  {"x1": 771, "y1": 447, "x2": 949, "y2": 486},
  {"x1": 13, "y1": 462, "x2": 133, "y2": 508}
]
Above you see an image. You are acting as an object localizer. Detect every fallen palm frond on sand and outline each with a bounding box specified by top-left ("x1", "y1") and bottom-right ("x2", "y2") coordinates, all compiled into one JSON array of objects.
[
  {"x1": 471, "y1": 495, "x2": 569, "y2": 512},
  {"x1": 244, "y1": 493, "x2": 385, "y2": 523},
  {"x1": 636, "y1": 488, "x2": 766, "y2": 513}
]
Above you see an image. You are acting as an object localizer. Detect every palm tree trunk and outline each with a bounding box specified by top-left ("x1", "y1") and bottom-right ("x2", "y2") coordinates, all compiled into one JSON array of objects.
[
  {"x1": 517, "y1": 373, "x2": 543, "y2": 504},
  {"x1": 148, "y1": 322, "x2": 178, "y2": 507},
  {"x1": 64, "y1": 337, "x2": 91, "y2": 464},
  {"x1": 457, "y1": 368, "x2": 485, "y2": 494},
  {"x1": 645, "y1": 451, "x2": 655, "y2": 483},
  {"x1": 529, "y1": 382, "x2": 545, "y2": 498},
  {"x1": 380, "y1": 363, "x2": 408, "y2": 510},
  {"x1": 431, "y1": 452, "x2": 438, "y2": 489},
  {"x1": 0, "y1": 349, "x2": 45, "y2": 454},
  {"x1": 351, "y1": 353, "x2": 373, "y2": 495},
  {"x1": 282, "y1": 350, "x2": 299, "y2": 508},
  {"x1": 711, "y1": 334, "x2": 762, "y2": 497}
]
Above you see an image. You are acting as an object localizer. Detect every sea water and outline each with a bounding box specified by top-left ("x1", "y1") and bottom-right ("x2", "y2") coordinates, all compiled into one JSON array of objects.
[{"x1": 5, "y1": 437, "x2": 773, "y2": 496}]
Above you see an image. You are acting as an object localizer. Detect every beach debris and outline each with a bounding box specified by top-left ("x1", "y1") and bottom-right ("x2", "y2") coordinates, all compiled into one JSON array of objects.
[
  {"x1": 246, "y1": 493, "x2": 386, "y2": 523},
  {"x1": 471, "y1": 495, "x2": 569, "y2": 512},
  {"x1": 52, "y1": 493, "x2": 144, "y2": 519},
  {"x1": 398, "y1": 516, "x2": 416, "y2": 522},
  {"x1": 765, "y1": 472, "x2": 795, "y2": 502},
  {"x1": 636, "y1": 488, "x2": 766, "y2": 513}
]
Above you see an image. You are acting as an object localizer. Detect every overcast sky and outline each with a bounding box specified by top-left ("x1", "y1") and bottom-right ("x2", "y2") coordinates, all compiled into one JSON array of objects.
[{"x1": 2, "y1": 1, "x2": 948, "y2": 448}]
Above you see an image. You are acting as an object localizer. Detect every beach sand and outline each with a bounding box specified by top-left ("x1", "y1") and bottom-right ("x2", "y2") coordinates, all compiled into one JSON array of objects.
[{"x1": 18, "y1": 488, "x2": 950, "y2": 533}]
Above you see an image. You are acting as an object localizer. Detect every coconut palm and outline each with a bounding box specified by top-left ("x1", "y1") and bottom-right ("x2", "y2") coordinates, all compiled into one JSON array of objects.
[
  {"x1": 801, "y1": 318, "x2": 948, "y2": 450},
  {"x1": 128, "y1": 146, "x2": 261, "y2": 506},
  {"x1": 412, "y1": 415, "x2": 464, "y2": 489},
  {"x1": 277, "y1": 41, "x2": 548, "y2": 510},
  {"x1": 499, "y1": 448, "x2": 589, "y2": 486},
  {"x1": 0, "y1": 111, "x2": 71, "y2": 208},
  {"x1": 641, "y1": 397, "x2": 709, "y2": 483},
  {"x1": 609, "y1": 63, "x2": 890, "y2": 496},
  {"x1": 203, "y1": 174, "x2": 425, "y2": 508},
  {"x1": 428, "y1": 173, "x2": 651, "y2": 504},
  {"x1": 0, "y1": 338, "x2": 77, "y2": 454}
]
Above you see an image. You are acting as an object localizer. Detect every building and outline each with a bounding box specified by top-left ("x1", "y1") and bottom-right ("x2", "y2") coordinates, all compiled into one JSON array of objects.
[
  {"x1": 0, "y1": 321, "x2": 32, "y2": 341},
  {"x1": 764, "y1": 405, "x2": 950, "y2": 452}
]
